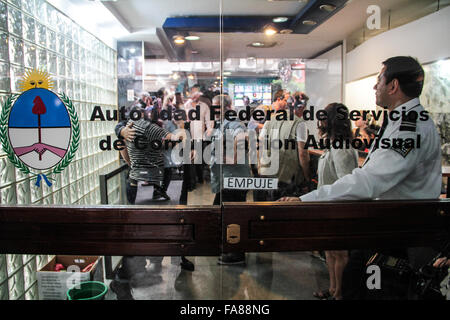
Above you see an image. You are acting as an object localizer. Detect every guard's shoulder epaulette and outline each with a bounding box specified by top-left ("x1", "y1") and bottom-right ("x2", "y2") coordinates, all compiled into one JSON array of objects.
[{"x1": 399, "y1": 111, "x2": 417, "y2": 132}]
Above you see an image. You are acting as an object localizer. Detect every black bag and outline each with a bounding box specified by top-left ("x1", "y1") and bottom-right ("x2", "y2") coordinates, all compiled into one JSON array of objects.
[{"x1": 135, "y1": 167, "x2": 164, "y2": 186}]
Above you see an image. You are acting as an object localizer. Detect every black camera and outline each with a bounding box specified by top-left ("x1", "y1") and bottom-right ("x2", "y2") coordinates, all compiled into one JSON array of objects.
[{"x1": 412, "y1": 243, "x2": 450, "y2": 300}]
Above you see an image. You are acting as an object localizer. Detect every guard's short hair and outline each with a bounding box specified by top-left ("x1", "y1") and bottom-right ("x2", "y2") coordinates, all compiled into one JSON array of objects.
[{"x1": 382, "y1": 56, "x2": 424, "y2": 98}]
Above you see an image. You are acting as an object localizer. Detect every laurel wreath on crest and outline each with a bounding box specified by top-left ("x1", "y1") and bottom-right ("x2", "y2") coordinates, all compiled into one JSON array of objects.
[{"x1": 0, "y1": 92, "x2": 80, "y2": 178}]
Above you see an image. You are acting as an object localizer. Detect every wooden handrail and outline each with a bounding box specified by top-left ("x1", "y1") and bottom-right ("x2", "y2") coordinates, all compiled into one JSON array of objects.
[{"x1": 0, "y1": 200, "x2": 448, "y2": 255}]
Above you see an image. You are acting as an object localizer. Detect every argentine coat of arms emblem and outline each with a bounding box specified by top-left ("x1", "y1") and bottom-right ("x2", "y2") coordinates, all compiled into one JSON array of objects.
[{"x1": 0, "y1": 69, "x2": 80, "y2": 187}]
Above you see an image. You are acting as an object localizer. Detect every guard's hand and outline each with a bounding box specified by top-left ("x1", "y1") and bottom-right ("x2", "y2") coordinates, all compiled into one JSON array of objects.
[
  {"x1": 277, "y1": 197, "x2": 301, "y2": 202},
  {"x1": 121, "y1": 123, "x2": 136, "y2": 142}
]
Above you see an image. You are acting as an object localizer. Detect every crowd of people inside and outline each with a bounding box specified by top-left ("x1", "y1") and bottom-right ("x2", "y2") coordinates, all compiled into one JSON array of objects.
[
  {"x1": 111, "y1": 56, "x2": 448, "y2": 300},
  {"x1": 116, "y1": 85, "x2": 381, "y2": 208}
]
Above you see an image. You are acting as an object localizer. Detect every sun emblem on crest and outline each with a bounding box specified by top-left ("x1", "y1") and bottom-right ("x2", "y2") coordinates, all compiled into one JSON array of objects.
[
  {"x1": 18, "y1": 69, "x2": 55, "y2": 91},
  {"x1": 0, "y1": 69, "x2": 80, "y2": 187}
]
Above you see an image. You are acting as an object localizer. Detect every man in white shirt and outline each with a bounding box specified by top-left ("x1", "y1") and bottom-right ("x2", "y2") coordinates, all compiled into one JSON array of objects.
[
  {"x1": 258, "y1": 92, "x2": 311, "y2": 200},
  {"x1": 279, "y1": 56, "x2": 442, "y2": 299},
  {"x1": 182, "y1": 86, "x2": 214, "y2": 187},
  {"x1": 184, "y1": 89, "x2": 214, "y2": 142}
]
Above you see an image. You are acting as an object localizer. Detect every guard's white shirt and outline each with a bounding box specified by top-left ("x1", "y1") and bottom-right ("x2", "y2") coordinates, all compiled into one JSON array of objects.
[{"x1": 301, "y1": 98, "x2": 442, "y2": 201}]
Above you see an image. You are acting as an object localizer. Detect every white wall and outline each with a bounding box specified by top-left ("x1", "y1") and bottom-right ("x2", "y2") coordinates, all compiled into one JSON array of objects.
[
  {"x1": 345, "y1": 6, "x2": 450, "y2": 113},
  {"x1": 345, "y1": 75, "x2": 377, "y2": 112},
  {"x1": 346, "y1": 6, "x2": 450, "y2": 83},
  {"x1": 306, "y1": 45, "x2": 343, "y2": 109},
  {"x1": 305, "y1": 45, "x2": 343, "y2": 137}
]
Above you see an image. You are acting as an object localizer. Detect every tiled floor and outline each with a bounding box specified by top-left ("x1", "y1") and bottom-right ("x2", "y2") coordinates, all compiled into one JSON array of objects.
[
  {"x1": 187, "y1": 182, "x2": 216, "y2": 206},
  {"x1": 106, "y1": 253, "x2": 329, "y2": 300},
  {"x1": 133, "y1": 167, "x2": 250, "y2": 206}
]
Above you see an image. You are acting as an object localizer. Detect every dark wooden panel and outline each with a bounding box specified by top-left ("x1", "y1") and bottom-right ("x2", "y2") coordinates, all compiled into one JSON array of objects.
[
  {"x1": 250, "y1": 218, "x2": 441, "y2": 238},
  {"x1": 222, "y1": 200, "x2": 450, "y2": 252},
  {"x1": 0, "y1": 205, "x2": 216, "y2": 224},
  {"x1": 0, "y1": 223, "x2": 194, "y2": 241},
  {"x1": 0, "y1": 205, "x2": 221, "y2": 256}
]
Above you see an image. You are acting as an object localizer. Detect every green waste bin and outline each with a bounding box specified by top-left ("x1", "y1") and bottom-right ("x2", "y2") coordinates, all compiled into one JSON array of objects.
[{"x1": 67, "y1": 281, "x2": 108, "y2": 300}]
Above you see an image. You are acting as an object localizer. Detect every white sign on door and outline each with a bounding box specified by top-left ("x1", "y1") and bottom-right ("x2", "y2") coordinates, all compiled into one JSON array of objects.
[{"x1": 224, "y1": 177, "x2": 278, "y2": 190}]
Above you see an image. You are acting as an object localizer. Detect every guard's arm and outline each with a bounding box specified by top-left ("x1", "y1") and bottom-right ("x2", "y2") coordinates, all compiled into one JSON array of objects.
[{"x1": 300, "y1": 133, "x2": 420, "y2": 201}]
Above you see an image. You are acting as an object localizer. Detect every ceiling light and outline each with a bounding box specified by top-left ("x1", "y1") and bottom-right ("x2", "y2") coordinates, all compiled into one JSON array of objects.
[
  {"x1": 250, "y1": 42, "x2": 265, "y2": 47},
  {"x1": 188, "y1": 74, "x2": 195, "y2": 80},
  {"x1": 191, "y1": 50, "x2": 199, "y2": 54},
  {"x1": 173, "y1": 35, "x2": 185, "y2": 45},
  {"x1": 223, "y1": 72, "x2": 231, "y2": 76},
  {"x1": 264, "y1": 25, "x2": 278, "y2": 36},
  {"x1": 185, "y1": 35, "x2": 200, "y2": 41},
  {"x1": 248, "y1": 42, "x2": 277, "y2": 48},
  {"x1": 273, "y1": 17, "x2": 288, "y2": 23},
  {"x1": 172, "y1": 73, "x2": 179, "y2": 80},
  {"x1": 302, "y1": 20, "x2": 317, "y2": 26},
  {"x1": 320, "y1": 4, "x2": 337, "y2": 12},
  {"x1": 280, "y1": 29, "x2": 293, "y2": 34}
]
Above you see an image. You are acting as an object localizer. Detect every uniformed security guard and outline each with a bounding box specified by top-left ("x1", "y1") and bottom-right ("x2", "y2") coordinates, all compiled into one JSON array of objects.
[{"x1": 279, "y1": 56, "x2": 442, "y2": 299}]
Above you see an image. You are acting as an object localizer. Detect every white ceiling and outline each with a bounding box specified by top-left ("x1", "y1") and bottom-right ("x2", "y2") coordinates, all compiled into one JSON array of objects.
[{"x1": 105, "y1": 0, "x2": 416, "y2": 60}]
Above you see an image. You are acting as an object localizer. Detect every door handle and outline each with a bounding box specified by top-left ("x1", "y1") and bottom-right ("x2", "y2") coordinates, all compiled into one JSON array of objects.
[{"x1": 226, "y1": 224, "x2": 240, "y2": 244}]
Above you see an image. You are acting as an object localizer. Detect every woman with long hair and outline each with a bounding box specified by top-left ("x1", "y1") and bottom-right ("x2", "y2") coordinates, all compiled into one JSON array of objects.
[{"x1": 313, "y1": 103, "x2": 359, "y2": 300}]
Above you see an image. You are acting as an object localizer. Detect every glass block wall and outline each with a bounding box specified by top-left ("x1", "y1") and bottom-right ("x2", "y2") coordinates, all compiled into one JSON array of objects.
[{"x1": 0, "y1": 0, "x2": 119, "y2": 299}]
